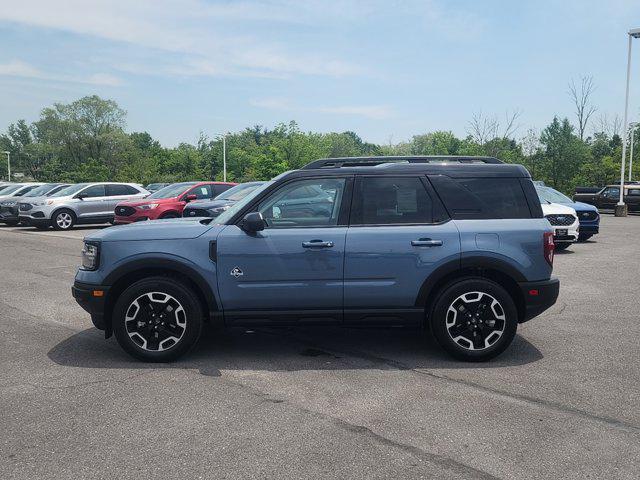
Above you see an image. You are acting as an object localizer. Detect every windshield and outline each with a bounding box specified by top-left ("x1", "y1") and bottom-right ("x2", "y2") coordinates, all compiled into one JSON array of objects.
[
  {"x1": 23, "y1": 184, "x2": 61, "y2": 197},
  {"x1": 0, "y1": 184, "x2": 25, "y2": 196},
  {"x1": 217, "y1": 182, "x2": 265, "y2": 201},
  {"x1": 147, "y1": 182, "x2": 196, "y2": 199},
  {"x1": 214, "y1": 180, "x2": 276, "y2": 224},
  {"x1": 50, "y1": 183, "x2": 89, "y2": 197},
  {"x1": 536, "y1": 186, "x2": 572, "y2": 204}
]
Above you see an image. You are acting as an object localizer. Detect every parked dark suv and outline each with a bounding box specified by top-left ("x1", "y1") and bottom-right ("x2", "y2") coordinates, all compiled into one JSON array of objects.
[{"x1": 73, "y1": 156, "x2": 559, "y2": 362}]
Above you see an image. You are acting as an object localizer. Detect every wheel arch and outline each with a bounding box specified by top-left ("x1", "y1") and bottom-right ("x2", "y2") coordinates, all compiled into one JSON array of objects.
[
  {"x1": 159, "y1": 210, "x2": 181, "y2": 219},
  {"x1": 416, "y1": 256, "x2": 527, "y2": 325},
  {"x1": 102, "y1": 258, "x2": 219, "y2": 338}
]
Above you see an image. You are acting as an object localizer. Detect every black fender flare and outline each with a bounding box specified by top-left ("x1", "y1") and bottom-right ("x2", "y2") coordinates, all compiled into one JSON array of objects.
[
  {"x1": 415, "y1": 255, "x2": 526, "y2": 307},
  {"x1": 103, "y1": 256, "x2": 219, "y2": 314}
]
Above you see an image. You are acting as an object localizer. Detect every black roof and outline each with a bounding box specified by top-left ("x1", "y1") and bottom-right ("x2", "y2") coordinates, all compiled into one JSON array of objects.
[{"x1": 297, "y1": 156, "x2": 530, "y2": 178}]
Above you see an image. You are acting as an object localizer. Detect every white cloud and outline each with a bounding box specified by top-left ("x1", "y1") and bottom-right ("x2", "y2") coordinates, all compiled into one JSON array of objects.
[
  {"x1": 251, "y1": 97, "x2": 393, "y2": 120},
  {"x1": 0, "y1": 60, "x2": 123, "y2": 87},
  {"x1": 0, "y1": 0, "x2": 364, "y2": 79}
]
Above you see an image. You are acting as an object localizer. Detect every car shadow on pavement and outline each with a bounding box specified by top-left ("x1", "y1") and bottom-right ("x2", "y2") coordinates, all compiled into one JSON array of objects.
[{"x1": 48, "y1": 325, "x2": 543, "y2": 376}]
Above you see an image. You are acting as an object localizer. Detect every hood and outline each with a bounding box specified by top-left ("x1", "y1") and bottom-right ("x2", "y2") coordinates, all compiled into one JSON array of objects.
[
  {"x1": 185, "y1": 199, "x2": 233, "y2": 210},
  {"x1": 18, "y1": 195, "x2": 49, "y2": 205},
  {"x1": 567, "y1": 200, "x2": 598, "y2": 212},
  {"x1": 541, "y1": 202, "x2": 577, "y2": 216},
  {"x1": 117, "y1": 197, "x2": 175, "y2": 207},
  {"x1": 86, "y1": 218, "x2": 222, "y2": 242}
]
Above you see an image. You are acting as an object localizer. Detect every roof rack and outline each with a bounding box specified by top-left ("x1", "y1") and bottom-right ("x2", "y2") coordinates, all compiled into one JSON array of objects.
[{"x1": 302, "y1": 155, "x2": 503, "y2": 169}]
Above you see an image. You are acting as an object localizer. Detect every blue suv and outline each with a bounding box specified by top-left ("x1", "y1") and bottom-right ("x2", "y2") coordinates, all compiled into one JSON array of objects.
[{"x1": 73, "y1": 156, "x2": 559, "y2": 362}]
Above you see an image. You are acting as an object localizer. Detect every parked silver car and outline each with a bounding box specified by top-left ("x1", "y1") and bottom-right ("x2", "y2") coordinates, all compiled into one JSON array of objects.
[{"x1": 18, "y1": 182, "x2": 149, "y2": 230}]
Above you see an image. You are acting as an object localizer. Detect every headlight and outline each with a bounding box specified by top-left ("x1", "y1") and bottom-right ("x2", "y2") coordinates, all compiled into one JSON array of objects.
[
  {"x1": 137, "y1": 203, "x2": 159, "y2": 210},
  {"x1": 81, "y1": 242, "x2": 100, "y2": 270},
  {"x1": 210, "y1": 205, "x2": 230, "y2": 215}
]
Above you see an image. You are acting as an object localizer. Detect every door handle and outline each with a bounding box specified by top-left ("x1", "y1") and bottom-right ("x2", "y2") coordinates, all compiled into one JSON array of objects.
[
  {"x1": 302, "y1": 240, "x2": 334, "y2": 248},
  {"x1": 411, "y1": 238, "x2": 443, "y2": 247}
]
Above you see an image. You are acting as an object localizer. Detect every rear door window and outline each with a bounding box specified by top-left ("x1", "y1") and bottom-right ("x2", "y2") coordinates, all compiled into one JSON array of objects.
[
  {"x1": 80, "y1": 185, "x2": 106, "y2": 198},
  {"x1": 429, "y1": 176, "x2": 531, "y2": 219},
  {"x1": 188, "y1": 185, "x2": 213, "y2": 200},
  {"x1": 350, "y1": 176, "x2": 434, "y2": 225},
  {"x1": 106, "y1": 184, "x2": 138, "y2": 196},
  {"x1": 212, "y1": 184, "x2": 233, "y2": 197}
]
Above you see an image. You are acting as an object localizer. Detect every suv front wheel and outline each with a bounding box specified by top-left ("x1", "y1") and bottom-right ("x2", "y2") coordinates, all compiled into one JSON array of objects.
[
  {"x1": 113, "y1": 276, "x2": 203, "y2": 362},
  {"x1": 430, "y1": 278, "x2": 518, "y2": 362},
  {"x1": 52, "y1": 209, "x2": 76, "y2": 230}
]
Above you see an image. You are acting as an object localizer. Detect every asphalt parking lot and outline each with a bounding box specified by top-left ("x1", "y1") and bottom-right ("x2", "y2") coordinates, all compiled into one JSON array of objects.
[{"x1": 1, "y1": 216, "x2": 639, "y2": 479}]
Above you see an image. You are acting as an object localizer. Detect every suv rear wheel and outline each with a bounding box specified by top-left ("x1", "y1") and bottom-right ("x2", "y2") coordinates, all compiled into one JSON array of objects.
[
  {"x1": 430, "y1": 278, "x2": 518, "y2": 362},
  {"x1": 51, "y1": 209, "x2": 76, "y2": 230},
  {"x1": 113, "y1": 276, "x2": 203, "y2": 362}
]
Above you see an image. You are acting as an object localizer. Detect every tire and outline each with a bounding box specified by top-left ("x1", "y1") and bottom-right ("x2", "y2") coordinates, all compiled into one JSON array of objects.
[
  {"x1": 112, "y1": 276, "x2": 203, "y2": 362},
  {"x1": 51, "y1": 209, "x2": 76, "y2": 230},
  {"x1": 430, "y1": 278, "x2": 518, "y2": 362},
  {"x1": 577, "y1": 234, "x2": 592, "y2": 243},
  {"x1": 4, "y1": 220, "x2": 18, "y2": 227},
  {"x1": 554, "y1": 242, "x2": 571, "y2": 251}
]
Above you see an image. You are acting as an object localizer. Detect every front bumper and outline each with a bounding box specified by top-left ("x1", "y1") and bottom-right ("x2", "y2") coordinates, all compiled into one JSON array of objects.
[
  {"x1": 113, "y1": 215, "x2": 149, "y2": 225},
  {"x1": 518, "y1": 277, "x2": 560, "y2": 322},
  {"x1": 551, "y1": 221, "x2": 579, "y2": 243},
  {"x1": 72, "y1": 281, "x2": 110, "y2": 334},
  {"x1": 0, "y1": 205, "x2": 19, "y2": 223}
]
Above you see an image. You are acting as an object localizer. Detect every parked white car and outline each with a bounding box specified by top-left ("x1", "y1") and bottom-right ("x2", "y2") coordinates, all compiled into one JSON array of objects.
[{"x1": 541, "y1": 202, "x2": 579, "y2": 251}]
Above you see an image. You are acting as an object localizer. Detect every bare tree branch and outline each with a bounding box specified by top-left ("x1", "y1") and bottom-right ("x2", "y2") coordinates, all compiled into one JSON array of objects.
[
  {"x1": 502, "y1": 109, "x2": 523, "y2": 139},
  {"x1": 568, "y1": 75, "x2": 597, "y2": 140}
]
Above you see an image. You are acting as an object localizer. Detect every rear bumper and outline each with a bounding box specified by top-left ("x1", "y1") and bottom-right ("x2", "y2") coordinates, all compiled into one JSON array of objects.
[
  {"x1": 578, "y1": 224, "x2": 599, "y2": 234},
  {"x1": 72, "y1": 281, "x2": 110, "y2": 333},
  {"x1": 518, "y1": 277, "x2": 560, "y2": 323}
]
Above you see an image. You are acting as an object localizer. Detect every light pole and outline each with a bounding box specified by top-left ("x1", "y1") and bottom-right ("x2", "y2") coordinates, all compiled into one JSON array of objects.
[
  {"x1": 2, "y1": 151, "x2": 9, "y2": 181},
  {"x1": 629, "y1": 122, "x2": 638, "y2": 182},
  {"x1": 213, "y1": 133, "x2": 227, "y2": 182},
  {"x1": 616, "y1": 27, "x2": 640, "y2": 216}
]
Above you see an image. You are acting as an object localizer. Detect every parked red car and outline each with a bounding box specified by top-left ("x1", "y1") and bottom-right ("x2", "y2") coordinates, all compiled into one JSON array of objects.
[{"x1": 113, "y1": 181, "x2": 237, "y2": 224}]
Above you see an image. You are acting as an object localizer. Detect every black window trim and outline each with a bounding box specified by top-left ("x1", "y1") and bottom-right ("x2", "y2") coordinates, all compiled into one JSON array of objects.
[{"x1": 348, "y1": 174, "x2": 449, "y2": 227}]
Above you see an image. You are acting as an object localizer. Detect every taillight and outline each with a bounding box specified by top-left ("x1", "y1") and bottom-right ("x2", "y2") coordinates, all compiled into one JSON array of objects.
[{"x1": 543, "y1": 232, "x2": 555, "y2": 267}]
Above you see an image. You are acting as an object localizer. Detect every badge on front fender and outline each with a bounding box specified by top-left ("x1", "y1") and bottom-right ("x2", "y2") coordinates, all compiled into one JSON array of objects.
[{"x1": 230, "y1": 267, "x2": 243, "y2": 278}]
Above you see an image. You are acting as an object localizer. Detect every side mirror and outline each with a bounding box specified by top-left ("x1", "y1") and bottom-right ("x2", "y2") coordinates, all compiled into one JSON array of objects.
[
  {"x1": 76, "y1": 192, "x2": 88, "y2": 200},
  {"x1": 184, "y1": 194, "x2": 198, "y2": 202},
  {"x1": 240, "y1": 212, "x2": 265, "y2": 233}
]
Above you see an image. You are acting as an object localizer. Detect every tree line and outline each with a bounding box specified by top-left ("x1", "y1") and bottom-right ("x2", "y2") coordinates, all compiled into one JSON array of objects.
[{"x1": 1, "y1": 91, "x2": 638, "y2": 195}]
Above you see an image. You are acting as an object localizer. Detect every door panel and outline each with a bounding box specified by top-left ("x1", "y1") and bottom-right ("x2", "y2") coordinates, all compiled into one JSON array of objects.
[
  {"x1": 344, "y1": 223, "x2": 460, "y2": 319},
  {"x1": 217, "y1": 225, "x2": 347, "y2": 323},
  {"x1": 75, "y1": 185, "x2": 112, "y2": 218}
]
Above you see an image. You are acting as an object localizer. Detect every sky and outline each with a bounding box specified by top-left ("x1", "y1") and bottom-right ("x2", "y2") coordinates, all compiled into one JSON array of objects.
[{"x1": 0, "y1": 0, "x2": 639, "y2": 147}]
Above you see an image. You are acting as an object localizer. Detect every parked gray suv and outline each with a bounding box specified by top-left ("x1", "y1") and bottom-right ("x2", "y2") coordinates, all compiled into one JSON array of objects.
[{"x1": 19, "y1": 182, "x2": 149, "y2": 230}]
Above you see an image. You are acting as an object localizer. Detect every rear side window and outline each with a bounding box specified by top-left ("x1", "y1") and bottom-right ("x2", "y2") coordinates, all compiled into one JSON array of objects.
[
  {"x1": 429, "y1": 176, "x2": 531, "y2": 219},
  {"x1": 351, "y1": 177, "x2": 434, "y2": 225},
  {"x1": 107, "y1": 184, "x2": 139, "y2": 196},
  {"x1": 212, "y1": 184, "x2": 233, "y2": 197}
]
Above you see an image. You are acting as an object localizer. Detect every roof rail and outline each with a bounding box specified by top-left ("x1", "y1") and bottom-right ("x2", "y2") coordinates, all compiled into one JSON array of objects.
[{"x1": 302, "y1": 155, "x2": 503, "y2": 169}]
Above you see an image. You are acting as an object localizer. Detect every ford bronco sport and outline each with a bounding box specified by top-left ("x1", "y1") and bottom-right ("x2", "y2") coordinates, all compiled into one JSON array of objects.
[{"x1": 73, "y1": 156, "x2": 559, "y2": 362}]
